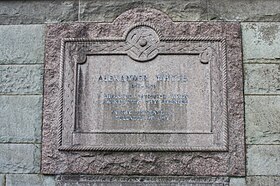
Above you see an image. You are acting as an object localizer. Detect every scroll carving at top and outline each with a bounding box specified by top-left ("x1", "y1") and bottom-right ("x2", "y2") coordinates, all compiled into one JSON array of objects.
[{"x1": 126, "y1": 26, "x2": 160, "y2": 62}]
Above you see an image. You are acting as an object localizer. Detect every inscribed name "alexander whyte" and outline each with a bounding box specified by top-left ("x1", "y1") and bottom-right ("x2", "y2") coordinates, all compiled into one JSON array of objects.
[{"x1": 97, "y1": 74, "x2": 187, "y2": 82}]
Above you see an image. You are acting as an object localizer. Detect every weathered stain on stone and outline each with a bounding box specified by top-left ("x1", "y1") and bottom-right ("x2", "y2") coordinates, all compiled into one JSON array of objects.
[
  {"x1": 80, "y1": 0, "x2": 207, "y2": 22},
  {"x1": 0, "y1": 1, "x2": 78, "y2": 24},
  {"x1": 244, "y1": 64, "x2": 280, "y2": 94},
  {"x1": 208, "y1": 0, "x2": 280, "y2": 21},
  {"x1": 242, "y1": 23, "x2": 280, "y2": 60},
  {"x1": 258, "y1": 25, "x2": 280, "y2": 45},
  {"x1": 246, "y1": 176, "x2": 280, "y2": 186},
  {"x1": 246, "y1": 13, "x2": 280, "y2": 22}
]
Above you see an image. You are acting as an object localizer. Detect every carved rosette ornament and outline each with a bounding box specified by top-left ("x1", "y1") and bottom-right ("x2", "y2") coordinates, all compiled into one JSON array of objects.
[{"x1": 126, "y1": 26, "x2": 160, "y2": 62}]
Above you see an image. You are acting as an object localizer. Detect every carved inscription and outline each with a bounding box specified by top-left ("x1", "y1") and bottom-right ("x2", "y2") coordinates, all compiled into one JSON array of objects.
[{"x1": 76, "y1": 54, "x2": 211, "y2": 134}]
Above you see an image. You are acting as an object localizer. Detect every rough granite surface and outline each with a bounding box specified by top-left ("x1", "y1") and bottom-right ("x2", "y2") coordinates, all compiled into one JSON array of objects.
[
  {"x1": 229, "y1": 178, "x2": 246, "y2": 186},
  {"x1": 0, "y1": 1, "x2": 78, "y2": 24},
  {"x1": 245, "y1": 96, "x2": 280, "y2": 145},
  {"x1": 6, "y1": 174, "x2": 55, "y2": 186},
  {"x1": 247, "y1": 145, "x2": 280, "y2": 176},
  {"x1": 0, "y1": 65, "x2": 43, "y2": 94},
  {"x1": 242, "y1": 23, "x2": 280, "y2": 60},
  {"x1": 208, "y1": 0, "x2": 280, "y2": 21},
  {"x1": 0, "y1": 96, "x2": 42, "y2": 143},
  {"x1": 80, "y1": 0, "x2": 207, "y2": 22},
  {"x1": 0, "y1": 25, "x2": 44, "y2": 64},
  {"x1": 42, "y1": 8, "x2": 245, "y2": 176},
  {"x1": 0, "y1": 175, "x2": 4, "y2": 186},
  {"x1": 244, "y1": 64, "x2": 280, "y2": 94},
  {"x1": 0, "y1": 144, "x2": 40, "y2": 173},
  {"x1": 246, "y1": 176, "x2": 280, "y2": 186}
]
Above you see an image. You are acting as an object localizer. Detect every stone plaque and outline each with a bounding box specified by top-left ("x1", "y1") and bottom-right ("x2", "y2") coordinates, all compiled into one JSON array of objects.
[{"x1": 42, "y1": 8, "x2": 245, "y2": 176}]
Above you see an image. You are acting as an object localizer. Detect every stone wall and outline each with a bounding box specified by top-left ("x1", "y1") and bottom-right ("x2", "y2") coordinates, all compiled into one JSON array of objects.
[{"x1": 0, "y1": 1, "x2": 279, "y2": 185}]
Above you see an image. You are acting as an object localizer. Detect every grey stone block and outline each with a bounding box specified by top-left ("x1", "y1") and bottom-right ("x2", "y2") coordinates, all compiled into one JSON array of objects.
[
  {"x1": 80, "y1": 0, "x2": 207, "y2": 22},
  {"x1": 247, "y1": 145, "x2": 280, "y2": 175},
  {"x1": 0, "y1": 1, "x2": 78, "y2": 24},
  {"x1": 0, "y1": 65, "x2": 43, "y2": 94},
  {"x1": 244, "y1": 64, "x2": 280, "y2": 94},
  {"x1": 0, "y1": 144, "x2": 40, "y2": 173},
  {"x1": 6, "y1": 174, "x2": 55, "y2": 186},
  {"x1": 0, "y1": 96, "x2": 42, "y2": 143},
  {"x1": 56, "y1": 175, "x2": 229, "y2": 186},
  {"x1": 242, "y1": 23, "x2": 280, "y2": 60},
  {"x1": 0, "y1": 174, "x2": 4, "y2": 186},
  {"x1": 229, "y1": 178, "x2": 246, "y2": 186},
  {"x1": 0, "y1": 25, "x2": 44, "y2": 64},
  {"x1": 208, "y1": 0, "x2": 280, "y2": 21},
  {"x1": 247, "y1": 176, "x2": 280, "y2": 186},
  {"x1": 245, "y1": 96, "x2": 280, "y2": 145}
]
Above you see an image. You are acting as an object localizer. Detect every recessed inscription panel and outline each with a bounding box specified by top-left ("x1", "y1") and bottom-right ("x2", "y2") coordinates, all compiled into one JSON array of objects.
[
  {"x1": 77, "y1": 55, "x2": 211, "y2": 133},
  {"x1": 73, "y1": 54, "x2": 214, "y2": 148}
]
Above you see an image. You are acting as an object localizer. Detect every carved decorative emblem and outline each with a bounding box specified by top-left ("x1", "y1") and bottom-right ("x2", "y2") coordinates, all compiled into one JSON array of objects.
[{"x1": 126, "y1": 26, "x2": 160, "y2": 62}]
